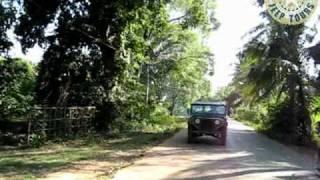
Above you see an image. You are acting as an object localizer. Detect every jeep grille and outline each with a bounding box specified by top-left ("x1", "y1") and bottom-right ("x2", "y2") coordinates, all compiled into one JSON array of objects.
[{"x1": 200, "y1": 119, "x2": 214, "y2": 131}]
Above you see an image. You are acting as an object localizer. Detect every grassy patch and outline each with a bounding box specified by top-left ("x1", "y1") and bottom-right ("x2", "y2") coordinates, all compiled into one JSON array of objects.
[
  {"x1": 235, "y1": 118, "x2": 265, "y2": 131},
  {"x1": 235, "y1": 117, "x2": 316, "y2": 146},
  {"x1": 0, "y1": 120, "x2": 185, "y2": 179}
]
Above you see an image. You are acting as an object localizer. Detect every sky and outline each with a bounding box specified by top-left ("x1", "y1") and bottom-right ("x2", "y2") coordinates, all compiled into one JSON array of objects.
[
  {"x1": 8, "y1": 30, "x2": 44, "y2": 63},
  {"x1": 208, "y1": 0, "x2": 263, "y2": 92},
  {"x1": 208, "y1": 0, "x2": 320, "y2": 93}
]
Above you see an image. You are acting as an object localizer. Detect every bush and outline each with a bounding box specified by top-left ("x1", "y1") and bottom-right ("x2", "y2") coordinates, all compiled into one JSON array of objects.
[
  {"x1": 28, "y1": 133, "x2": 46, "y2": 148},
  {"x1": 265, "y1": 100, "x2": 296, "y2": 134},
  {"x1": 0, "y1": 58, "x2": 36, "y2": 122},
  {"x1": 234, "y1": 104, "x2": 266, "y2": 129},
  {"x1": 149, "y1": 106, "x2": 176, "y2": 125},
  {"x1": 311, "y1": 96, "x2": 320, "y2": 146},
  {"x1": 234, "y1": 99, "x2": 312, "y2": 144},
  {"x1": 234, "y1": 100, "x2": 293, "y2": 133},
  {"x1": 109, "y1": 105, "x2": 183, "y2": 133}
]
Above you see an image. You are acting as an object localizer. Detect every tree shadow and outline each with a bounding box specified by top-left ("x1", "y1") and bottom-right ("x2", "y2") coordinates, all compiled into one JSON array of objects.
[
  {"x1": 157, "y1": 122, "x2": 317, "y2": 179},
  {"x1": 0, "y1": 160, "x2": 72, "y2": 178},
  {"x1": 0, "y1": 130, "x2": 179, "y2": 178}
]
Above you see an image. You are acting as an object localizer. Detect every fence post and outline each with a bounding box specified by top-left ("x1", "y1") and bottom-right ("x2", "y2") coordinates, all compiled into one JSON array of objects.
[{"x1": 27, "y1": 119, "x2": 32, "y2": 145}]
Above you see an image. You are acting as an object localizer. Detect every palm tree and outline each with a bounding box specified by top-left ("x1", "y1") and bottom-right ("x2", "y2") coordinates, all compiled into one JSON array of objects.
[{"x1": 236, "y1": 14, "x2": 312, "y2": 143}]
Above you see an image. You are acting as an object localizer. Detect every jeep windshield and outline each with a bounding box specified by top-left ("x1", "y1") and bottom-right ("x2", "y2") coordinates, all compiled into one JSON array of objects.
[{"x1": 191, "y1": 104, "x2": 225, "y2": 115}]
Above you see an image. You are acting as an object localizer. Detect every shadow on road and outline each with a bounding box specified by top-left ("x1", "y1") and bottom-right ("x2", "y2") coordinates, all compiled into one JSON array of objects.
[{"x1": 157, "y1": 120, "x2": 317, "y2": 179}]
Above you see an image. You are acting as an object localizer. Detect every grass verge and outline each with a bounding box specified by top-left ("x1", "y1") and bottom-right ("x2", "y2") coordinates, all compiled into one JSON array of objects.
[
  {"x1": 0, "y1": 119, "x2": 185, "y2": 180},
  {"x1": 235, "y1": 117, "x2": 318, "y2": 147}
]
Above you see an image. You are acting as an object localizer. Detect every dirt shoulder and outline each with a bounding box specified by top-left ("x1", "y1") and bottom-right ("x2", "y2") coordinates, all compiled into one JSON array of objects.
[{"x1": 0, "y1": 126, "x2": 183, "y2": 180}]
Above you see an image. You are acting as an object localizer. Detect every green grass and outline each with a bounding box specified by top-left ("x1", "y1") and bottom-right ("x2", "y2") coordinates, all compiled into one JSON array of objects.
[{"x1": 0, "y1": 120, "x2": 185, "y2": 179}]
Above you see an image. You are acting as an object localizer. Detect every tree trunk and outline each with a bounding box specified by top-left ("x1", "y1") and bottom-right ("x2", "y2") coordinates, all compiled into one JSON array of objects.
[
  {"x1": 297, "y1": 74, "x2": 311, "y2": 142},
  {"x1": 169, "y1": 96, "x2": 177, "y2": 116}
]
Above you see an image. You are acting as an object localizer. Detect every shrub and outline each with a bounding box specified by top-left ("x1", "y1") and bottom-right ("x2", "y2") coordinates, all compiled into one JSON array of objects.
[
  {"x1": 234, "y1": 98, "x2": 312, "y2": 144},
  {"x1": 149, "y1": 106, "x2": 176, "y2": 125},
  {"x1": 234, "y1": 104, "x2": 266, "y2": 128},
  {"x1": 311, "y1": 96, "x2": 320, "y2": 146},
  {"x1": 0, "y1": 58, "x2": 36, "y2": 122},
  {"x1": 28, "y1": 133, "x2": 46, "y2": 148},
  {"x1": 265, "y1": 100, "x2": 295, "y2": 133},
  {"x1": 109, "y1": 105, "x2": 182, "y2": 133}
]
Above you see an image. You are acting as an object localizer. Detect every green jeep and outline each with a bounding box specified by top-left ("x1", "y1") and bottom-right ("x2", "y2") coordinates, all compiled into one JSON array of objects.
[{"x1": 188, "y1": 101, "x2": 228, "y2": 145}]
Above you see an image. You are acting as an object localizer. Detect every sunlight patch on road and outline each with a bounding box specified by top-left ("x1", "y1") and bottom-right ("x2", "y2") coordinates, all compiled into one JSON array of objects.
[
  {"x1": 195, "y1": 151, "x2": 253, "y2": 161},
  {"x1": 268, "y1": 161, "x2": 302, "y2": 168}
]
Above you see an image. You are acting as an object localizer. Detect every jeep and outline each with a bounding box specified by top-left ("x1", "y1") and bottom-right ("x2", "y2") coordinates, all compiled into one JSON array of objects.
[{"x1": 188, "y1": 101, "x2": 228, "y2": 145}]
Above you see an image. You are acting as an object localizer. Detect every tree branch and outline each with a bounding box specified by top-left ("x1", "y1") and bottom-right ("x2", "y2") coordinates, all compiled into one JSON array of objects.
[{"x1": 169, "y1": 14, "x2": 187, "y2": 23}]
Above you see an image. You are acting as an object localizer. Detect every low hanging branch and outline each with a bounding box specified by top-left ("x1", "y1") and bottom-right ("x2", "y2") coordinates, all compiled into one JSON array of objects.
[
  {"x1": 70, "y1": 26, "x2": 117, "y2": 50},
  {"x1": 169, "y1": 14, "x2": 188, "y2": 23}
]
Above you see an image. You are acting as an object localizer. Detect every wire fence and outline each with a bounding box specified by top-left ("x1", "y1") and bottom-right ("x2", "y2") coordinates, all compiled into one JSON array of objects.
[{"x1": 27, "y1": 106, "x2": 96, "y2": 144}]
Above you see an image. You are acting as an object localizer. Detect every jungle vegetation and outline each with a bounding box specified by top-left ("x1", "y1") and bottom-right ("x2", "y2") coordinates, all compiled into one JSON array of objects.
[{"x1": 0, "y1": 0, "x2": 217, "y2": 135}]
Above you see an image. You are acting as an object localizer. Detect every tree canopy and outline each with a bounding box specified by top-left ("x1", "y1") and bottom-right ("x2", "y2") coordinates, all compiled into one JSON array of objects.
[
  {"x1": 0, "y1": 58, "x2": 36, "y2": 122},
  {"x1": 0, "y1": 0, "x2": 218, "y2": 129},
  {"x1": 0, "y1": 0, "x2": 15, "y2": 55},
  {"x1": 231, "y1": 2, "x2": 320, "y2": 143}
]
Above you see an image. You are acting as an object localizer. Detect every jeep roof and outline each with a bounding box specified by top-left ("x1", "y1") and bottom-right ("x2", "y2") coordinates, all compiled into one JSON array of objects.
[{"x1": 191, "y1": 101, "x2": 226, "y2": 106}]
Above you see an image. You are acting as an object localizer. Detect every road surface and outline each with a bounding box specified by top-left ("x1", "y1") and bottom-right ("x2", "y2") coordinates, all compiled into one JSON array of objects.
[{"x1": 114, "y1": 120, "x2": 318, "y2": 180}]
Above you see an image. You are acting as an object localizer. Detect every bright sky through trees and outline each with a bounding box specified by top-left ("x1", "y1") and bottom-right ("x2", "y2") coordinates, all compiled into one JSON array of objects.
[
  {"x1": 8, "y1": 0, "x2": 320, "y2": 93},
  {"x1": 9, "y1": 0, "x2": 263, "y2": 94},
  {"x1": 11, "y1": 0, "x2": 320, "y2": 93},
  {"x1": 208, "y1": 0, "x2": 262, "y2": 92}
]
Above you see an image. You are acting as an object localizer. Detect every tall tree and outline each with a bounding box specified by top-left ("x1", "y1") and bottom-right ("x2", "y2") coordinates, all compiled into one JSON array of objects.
[
  {"x1": 112, "y1": 1, "x2": 216, "y2": 121},
  {"x1": 15, "y1": 0, "x2": 217, "y2": 127},
  {"x1": 236, "y1": 6, "x2": 313, "y2": 142}
]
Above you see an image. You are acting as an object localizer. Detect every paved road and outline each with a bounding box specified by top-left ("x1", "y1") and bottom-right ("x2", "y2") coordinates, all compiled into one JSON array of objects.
[{"x1": 114, "y1": 120, "x2": 318, "y2": 180}]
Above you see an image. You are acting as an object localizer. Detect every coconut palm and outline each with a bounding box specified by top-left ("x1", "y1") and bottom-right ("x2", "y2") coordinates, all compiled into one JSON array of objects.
[{"x1": 236, "y1": 14, "x2": 312, "y2": 143}]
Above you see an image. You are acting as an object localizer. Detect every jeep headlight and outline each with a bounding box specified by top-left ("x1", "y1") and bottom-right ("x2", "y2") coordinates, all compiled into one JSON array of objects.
[
  {"x1": 214, "y1": 120, "x2": 220, "y2": 125},
  {"x1": 195, "y1": 119, "x2": 200, "y2": 124}
]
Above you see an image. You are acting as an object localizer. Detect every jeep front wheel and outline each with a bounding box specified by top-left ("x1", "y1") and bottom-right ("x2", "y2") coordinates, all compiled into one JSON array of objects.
[
  {"x1": 217, "y1": 127, "x2": 227, "y2": 146},
  {"x1": 187, "y1": 126, "x2": 194, "y2": 143}
]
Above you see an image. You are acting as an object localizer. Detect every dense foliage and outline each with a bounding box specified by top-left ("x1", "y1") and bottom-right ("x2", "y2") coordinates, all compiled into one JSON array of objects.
[
  {"x1": 2, "y1": 0, "x2": 320, "y2": 149},
  {"x1": 230, "y1": 2, "x2": 320, "y2": 145},
  {"x1": 0, "y1": 0, "x2": 15, "y2": 55},
  {"x1": 0, "y1": 58, "x2": 36, "y2": 122},
  {"x1": 0, "y1": 0, "x2": 217, "y2": 133}
]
